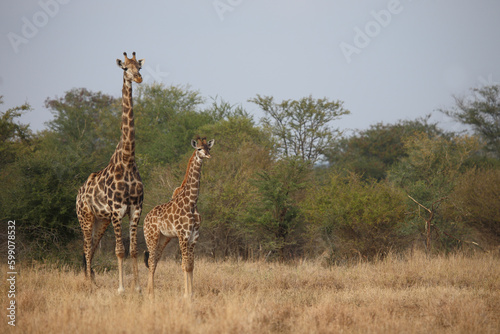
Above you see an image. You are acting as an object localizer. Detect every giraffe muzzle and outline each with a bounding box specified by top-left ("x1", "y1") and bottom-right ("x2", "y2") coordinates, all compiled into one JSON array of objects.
[{"x1": 134, "y1": 76, "x2": 143, "y2": 83}]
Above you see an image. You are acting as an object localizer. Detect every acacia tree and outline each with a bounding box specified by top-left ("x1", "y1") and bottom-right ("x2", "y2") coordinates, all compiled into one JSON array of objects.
[
  {"x1": 250, "y1": 95, "x2": 350, "y2": 163},
  {"x1": 440, "y1": 85, "x2": 500, "y2": 158}
]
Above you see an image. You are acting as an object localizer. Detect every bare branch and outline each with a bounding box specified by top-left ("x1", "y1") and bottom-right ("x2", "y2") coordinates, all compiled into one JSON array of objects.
[{"x1": 407, "y1": 195, "x2": 431, "y2": 214}]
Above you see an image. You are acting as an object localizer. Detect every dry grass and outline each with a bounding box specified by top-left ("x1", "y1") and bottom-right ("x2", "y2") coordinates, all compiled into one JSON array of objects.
[{"x1": 1, "y1": 251, "x2": 499, "y2": 333}]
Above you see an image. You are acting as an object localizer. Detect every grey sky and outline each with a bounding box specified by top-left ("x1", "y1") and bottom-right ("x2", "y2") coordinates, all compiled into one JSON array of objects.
[{"x1": 1, "y1": 0, "x2": 499, "y2": 134}]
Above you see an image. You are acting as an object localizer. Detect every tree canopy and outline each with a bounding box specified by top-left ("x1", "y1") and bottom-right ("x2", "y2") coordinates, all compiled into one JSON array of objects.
[
  {"x1": 250, "y1": 95, "x2": 350, "y2": 163},
  {"x1": 1, "y1": 84, "x2": 498, "y2": 262},
  {"x1": 440, "y1": 84, "x2": 500, "y2": 158}
]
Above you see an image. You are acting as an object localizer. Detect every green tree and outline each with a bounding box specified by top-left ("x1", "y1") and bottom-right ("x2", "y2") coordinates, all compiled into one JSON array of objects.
[
  {"x1": 0, "y1": 99, "x2": 34, "y2": 229},
  {"x1": 442, "y1": 168, "x2": 500, "y2": 242},
  {"x1": 134, "y1": 84, "x2": 212, "y2": 167},
  {"x1": 10, "y1": 144, "x2": 82, "y2": 249},
  {"x1": 0, "y1": 97, "x2": 33, "y2": 167},
  {"x1": 198, "y1": 114, "x2": 273, "y2": 259},
  {"x1": 144, "y1": 111, "x2": 274, "y2": 259},
  {"x1": 44, "y1": 87, "x2": 120, "y2": 167},
  {"x1": 388, "y1": 133, "x2": 482, "y2": 251},
  {"x1": 250, "y1": 95, "x2": 350, "y2": 163},
  {"x1": 1, "y1": 89, "x2": 125, "y2": 255},
  {"x1": 388, "y1": 133, "x2": 481, "y2": 206},
  {"x1": 302, "y1": 173, "x2": 407, "y2": 262},
  {"x1": 440, "y1": 85, "x2": 500, "y2": 158},
  {"x1": 327, "y1": 116, "x2": 447, "y2": 180},
  {"x1": 245, "y1": 157, "x2": 310, "y2": 260}
]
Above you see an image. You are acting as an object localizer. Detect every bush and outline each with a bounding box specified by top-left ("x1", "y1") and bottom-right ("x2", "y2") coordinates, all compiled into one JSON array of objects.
[
  {"x1": 442, "y1": 168, "x2": 500, "y2": 244},
  {"x1": 302, "y1": 173, "x2": 407, "y2": 261}
]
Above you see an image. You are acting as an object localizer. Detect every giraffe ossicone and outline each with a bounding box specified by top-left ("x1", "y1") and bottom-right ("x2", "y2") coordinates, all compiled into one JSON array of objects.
[
  {"x1": 144, "y1": 136, "x2": 215, "y2": 299},
  {"x1": 76, "y1": 52, "x2": 145, "y2": 294}
]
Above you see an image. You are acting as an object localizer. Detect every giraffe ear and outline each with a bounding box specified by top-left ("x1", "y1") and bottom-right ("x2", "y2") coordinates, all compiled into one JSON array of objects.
[
  {"x1": 191, "y1": 139, "x2": 197, "y2": 149},
  {"x1": 138, "y1": 59, "x2": 145, "y2": 68},
  {"x1": 207, "y1": 139, "x2": 215, "y2": 148},
  {"x1": 116, "y1": 59, "x2": 124, "y2": 68}
]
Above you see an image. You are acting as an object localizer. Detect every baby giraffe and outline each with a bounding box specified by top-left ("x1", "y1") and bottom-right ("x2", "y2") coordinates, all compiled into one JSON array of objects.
[{"x1": 144, "y1": 137, "x2": 214, "y2": 299}]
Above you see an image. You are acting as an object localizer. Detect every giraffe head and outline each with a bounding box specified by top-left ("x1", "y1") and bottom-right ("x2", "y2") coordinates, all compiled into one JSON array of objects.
[
  {"x1": 116, "y1": 52, "x2": 144, "y2": 83},
  {"x1": 191, "y1": 137, "x2": 215, "y2": 160}
]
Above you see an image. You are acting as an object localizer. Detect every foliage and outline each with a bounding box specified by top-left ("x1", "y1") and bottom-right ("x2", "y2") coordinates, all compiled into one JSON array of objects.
[
  {"x1": 440, "y1": 84, "x2": 500, "y2": 158},
  {"x1": 0, "y1": 97, "x2": 33, "y2": 167},
  {"x1": 327, "y1": 116, "x2": 447, "y2": 180},
  {"x1": 6, "y1": 145, "x2": 81, "y2": 250},
  {"x1": 0, "y1": 99, "x2": 34, "y2": 234},
  {"x1": 442, "y1": 168, "x2": 500, "y2": 241},
  {"x1": 144, "y1": 113, "x2": 274, "y2": 259},
  {"x1": 388, "y1": 133, "x2": 483, "y2": 252},
  {"x1": 301, "y1": 173, "x2": 407, "y2": 261},
  {"x1": 45, "y1": 87, "x2": 120, "y2": 164},
  {"x1": 134, "y1": 84, "x2": 212, "y2": 168},
  {"x1": 1, "y1": 89, "x2": 121, "y2": 255},
  {"x1": 250, "y1": 95, "x2": 350, "y2": 163},
  {"x1": 2, "y1": 83, "x2": 499, "y2": 262},
  {"x1": 244, "y1": 157, "x2": 311, "y2": 259},
  {"x1": 388, "y1": 133, "x2": 481, "y2": 207},
  {"x1": 200, "y1": 117, "x2": 273, "y2": 258}
]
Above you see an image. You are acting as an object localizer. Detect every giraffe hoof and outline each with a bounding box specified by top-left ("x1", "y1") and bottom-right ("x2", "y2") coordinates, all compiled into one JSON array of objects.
[
  {"x1": 135, "y1": 286, "x2": 142, "y2": 294},
  {"x1": 117, "y1": 287, "x2": 125, "y2": 294}
]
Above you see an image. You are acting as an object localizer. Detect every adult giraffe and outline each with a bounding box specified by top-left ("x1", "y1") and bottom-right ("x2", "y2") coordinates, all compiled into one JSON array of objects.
[{"x1": 76, "y1": 52, "x2": 144, "y2": 293}]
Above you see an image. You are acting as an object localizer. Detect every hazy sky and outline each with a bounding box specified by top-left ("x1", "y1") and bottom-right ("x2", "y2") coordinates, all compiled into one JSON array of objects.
[{"x1": 1, "y1": 0, "x2": 499, "y2": 134}]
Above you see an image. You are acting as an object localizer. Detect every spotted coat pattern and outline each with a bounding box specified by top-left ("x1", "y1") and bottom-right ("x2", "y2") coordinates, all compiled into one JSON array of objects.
[
  {"x1": 144, "y1": 137, "x2": 214, "y2": 298},
  {"x1": 76, "y1": 52, "x2": 144, "y2": 293}
]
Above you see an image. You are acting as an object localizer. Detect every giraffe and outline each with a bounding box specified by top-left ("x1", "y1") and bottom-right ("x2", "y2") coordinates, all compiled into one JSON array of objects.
[
  {"x1": 76, "y1": 52, "x2": 144, "y2": 293},
  {"x1": 143, "y1": 136, "x2": 215, "y2": 299}
]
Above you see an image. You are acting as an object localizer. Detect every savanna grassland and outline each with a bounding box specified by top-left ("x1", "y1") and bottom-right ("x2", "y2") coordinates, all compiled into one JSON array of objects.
[{"x1": 1, "y1": 251, "x2": 499, "y2": 334}]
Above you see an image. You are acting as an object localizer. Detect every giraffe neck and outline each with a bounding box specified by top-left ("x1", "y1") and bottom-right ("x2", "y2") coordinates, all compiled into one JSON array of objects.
[
  {"x1": 179, "y1": 152, "x2": 203, "y2": 203},
  {"x1": 117, "y1": 78, "x2": 136, "y2": 165}
]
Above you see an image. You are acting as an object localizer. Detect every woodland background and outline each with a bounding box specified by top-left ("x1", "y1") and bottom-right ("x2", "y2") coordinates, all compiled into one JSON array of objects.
[{"x1": 1, "y1": 83, "x2": 499, "y2": 265}]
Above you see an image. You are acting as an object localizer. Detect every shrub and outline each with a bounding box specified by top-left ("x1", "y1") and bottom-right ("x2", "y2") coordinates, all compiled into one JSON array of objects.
[
  {"x1": 442, "y1": 168, "x2": 500, "y2": 244},
  {"x1": 302, "y1": 173, "x2": 407, "y2": 261}
]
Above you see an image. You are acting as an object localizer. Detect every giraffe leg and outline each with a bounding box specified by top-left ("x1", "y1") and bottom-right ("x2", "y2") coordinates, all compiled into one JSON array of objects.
[
  {"x1": 129, "y1": 208, "x2": 142, "y2": 293},
  {"x1": 81, "y1": 218, "x2": 111, "y2": 288},
  {"x1": 179, "y1": 238, "x2": 195, "y2": 299},
  {"x1": 81, "y1": 225, "x2": 94, "y2": 286},
  {"x1": 89, "y1": 218, "x2": 111, "y2": 263},
  {"x1": 179, "y1": 217, "x2": 198, "y2": 299},
  {"x1": 146, "y1": 234, "x2": 171, "y2": 299},
  {"x1": 77, "y1": 198, "x2": 95, "y2": 289},
  {"x1": 111, "y1": 214, "x2": 126, "y2": 294},
  {"x1": 184, "y1": 212, "x2": 201, "y2": 299},
  {"x1": 184, "y1": 270, "x2": 193, "y2": 300}
]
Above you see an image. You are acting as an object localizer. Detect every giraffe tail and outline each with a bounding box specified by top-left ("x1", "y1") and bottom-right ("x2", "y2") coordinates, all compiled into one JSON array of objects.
[{"x1": 144, "y1": 251, "x2": 150, "y2": 268}]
